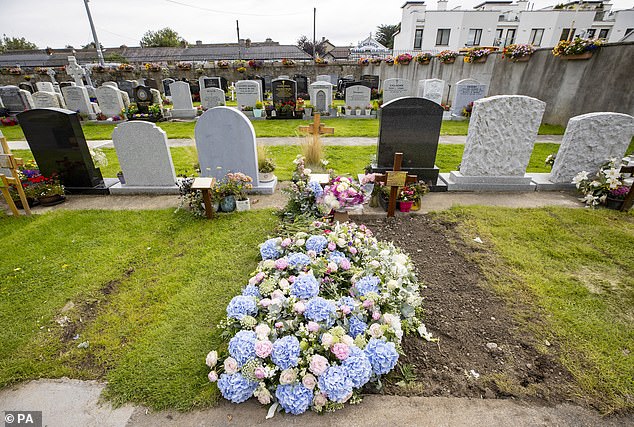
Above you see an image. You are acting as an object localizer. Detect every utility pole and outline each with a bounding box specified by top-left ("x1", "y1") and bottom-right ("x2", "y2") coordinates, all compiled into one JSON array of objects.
[
  {"x1": 236, "y1": 20, "x2": 241, "y2": 60},
  {"x1": 83, "y1": 0, "x2": 105, "y2": 66},
  {"x1": 313, "y1": 7, "x2": 316, "y2": 59}
]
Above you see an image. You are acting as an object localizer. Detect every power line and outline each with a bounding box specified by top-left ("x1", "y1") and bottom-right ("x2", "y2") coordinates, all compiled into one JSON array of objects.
[
  {"x1": 163, "y1": 0, "x2": 306, "y2": 17},
  {"x1": 95, "y1": 27, "x2": 139, "y2": 43}
]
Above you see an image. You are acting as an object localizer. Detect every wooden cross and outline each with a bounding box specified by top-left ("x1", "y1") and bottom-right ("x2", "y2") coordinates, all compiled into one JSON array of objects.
[
  {"x1": 298, "y1": 113, "x2": 334, "y2": 146},
  {"x1": 0, "y1": 134, "x2": 31, "y2": 216},
  {"x1": 374, "y1": 152, "x2": 417, "y2": 218}
]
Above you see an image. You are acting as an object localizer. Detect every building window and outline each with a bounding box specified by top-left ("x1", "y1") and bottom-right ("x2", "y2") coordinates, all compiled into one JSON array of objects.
[
  {"x1": 504, "y1": 29, "x2": 516, "y2": 46},
  {"x1": 529, "y1": 28, "x2": 544, "y2": 46},
  {"x1": 494, "y1": 29, "x2": 504, "y2": 46},
  {"x1": 560, "y1": 28, "x2": 576, "y2": 41},
  {"x1": 467, "y1": 29, "x2": 482, "y2": 46},
  {"x1": 598, "y1": 29, "x2": 609, "y2": 39},
  {"x1": 586, "y1": 29, "x2": 596, "y2": 38},
  {"x1": 414, "y1": 29, "x2": 424, "y2": 49},
  {"x1": 436, "y1": 29, "x2": 451, "y2": 46}
]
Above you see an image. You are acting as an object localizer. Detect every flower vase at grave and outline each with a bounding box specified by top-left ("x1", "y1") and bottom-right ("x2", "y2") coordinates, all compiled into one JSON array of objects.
[
  {"x1": 411, "y1": 197, "x2": 422, "y2": 211},
  {"x1": 399, "y1": 200, "x2": 414, "y2": 212},
  {"x1": 605, "y1": 197, "x2": 624, "y2": 210},
  {"x1": 220, "y1": 195, "x2": 236, "y2": 212},
  {"x1": 236, "y1": 198, "x2": 251, "y2": 212}
]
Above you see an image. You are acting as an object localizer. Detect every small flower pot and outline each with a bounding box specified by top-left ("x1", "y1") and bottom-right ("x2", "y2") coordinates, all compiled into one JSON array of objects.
[
  {"x1": 220, "y1": 195, "x2": 236, "y2": 212},
  {"x1": 258, "y1": 172, "x2": 275, "y2": 183},
  {"x1": 399, "y1": 200, "x2": 414, "y2": 212},
  {"x1": 411, "y1": 197, "x2": 422, "y2": 211},
  {"x1": 605, "y1": 197, "x2": 625, "y2": 210},
  {"x1": 253, "y1": 109, "x2": 263, "y2": 118},
  {"x1": 364, "y1": 109, "x2": 371, "y2": 116},
  {"x1": 236, "y1": 198, "x2": 251, "y2": 212},
  {"x1": 38, "y1": 194, "x2": 66, "y2": 207},
  {"x1": 398, "y1": 60, "x2": 411, "y2": 65}
]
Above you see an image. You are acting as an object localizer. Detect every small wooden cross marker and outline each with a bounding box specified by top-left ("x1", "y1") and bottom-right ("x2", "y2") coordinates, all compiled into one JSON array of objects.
[
  {"x1": 298, "y1": 113, "x2": 334, "y2": 146},
  {"x1": 0, "y1": 134, "x2": 31, "y2": 216},
  {"x1": 374, "y1": 152, "x2": 417, "y2": 218}
]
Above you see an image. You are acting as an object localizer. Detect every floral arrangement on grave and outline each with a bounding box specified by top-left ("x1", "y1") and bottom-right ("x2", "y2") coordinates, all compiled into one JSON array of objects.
[
  {"x1": 321, "y1": 176, "x2": 366, "y2": 213},
  {"x1": 249, "y1": 59, "x2": 264, "y2": 69},
  {"x1": 237, "y1": 66, "x2": 247, "y2": 74},
  {"x1": 13, "y1": 164, "x2": 65, "y2": 205},
  {"x1": 462, "y1": 101, "x2": 474, "y2": 117},
  {"x1": 282, "y1": 58, "x2": 296, "y2": 67},
  {"x1": 220, "y1": 172, "x2": 253, "y2": 201},
  {"x1": 1, "y1": 117, "x2": 18, "y2": 126},
  {"x1": 395, "y1": 53, "x2": 413, "y2": 65},
  {"x1": 258, "y1": 157, "x2": 276, "y2": 174},
  {"x1": 552, "y1": 37, "x2": 602, "y2": 57},
  {"x1": 217, "y1": 60, "x2": 230, "y2": 68},
  {"x1": 572, "y1": 158, "x2": 628, "y2": 207},
  {"x1": 440, "y1": 103, "x2": 451, "y2": 111},
  {"x1": 242, "y1": 105, "x2": 254, "y2": 112},
  {"x1": 436, "y1": 50, "x2": 459, "y2": 63},
  {"x1": 177, "y1": 177, "x2": 206, "y2": 218},
  {"x1": 463, "y1": 48, "x2": 490, "y2": 63},
  {"x1": 358, "y1": 58, "x2": 370, "y2": 66},
  {"x1": 414, "y1": 53, "x2": 433, "y2": 64},
  {"x1": 89, "y1": 147, "x2": 108, "y2": 168},
  {"x1": 282, "y1": 155, "x2": 327, "y2": 221},
  {"x1": 205, "y1": 219, "x2": 432, "y2": 415},
  {"x1": 197, "y1": 105, "x2": 204, "y2": 116},
  {"x1": 276, "y1": 101, "x2": 297, "y2": 114},
  {"x1": 370, "y1": 57, "x2": 382, "y2": 65},
  {"x1": 34, "y1": 67, "x2": 49, "y2": 75},
  {"x1": 384, "y1": 56, "x2": 395, "y2": 65},
  {"x1": 8, "y1": 66, "x2": 22, "y2": 75},
  {"x1": 234, "y1": 60, "x2": 247, "y2": 69},
  {"x1": 296, "y1": 98, "x2": 305, "y2": 112},
  {"x1": 95, "y1": 112, "x2": 108, "y2": 121},
  {"x1": 144, "y1": 62, "x2": 162, "y2": 71},
  {"x1": 502, "y1": 44, "x2": 536, "y2": 61},
  {"x1": 545, "y1": 153, "x2": 556, "y2": 168},
  {"x1": 118, "y1": 63, "x2": 135, "y2": 72},
  {"x1": 314, "y1": 57, "x2": 329, "y2": 65},
  {"x1": 177, "y1": 62, "x2": 192, "y2": 70}
]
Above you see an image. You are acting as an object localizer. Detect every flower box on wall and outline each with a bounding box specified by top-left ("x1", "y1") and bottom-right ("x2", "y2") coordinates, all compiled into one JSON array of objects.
[{"x1": 562, "y1": 52, "x2": 593, "y2": 60}]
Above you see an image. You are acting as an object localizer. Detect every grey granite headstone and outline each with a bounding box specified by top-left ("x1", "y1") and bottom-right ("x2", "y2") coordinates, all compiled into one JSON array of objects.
[
  {"x1": 20, "y1": 90, "x2": 35, "y2": 110},
  {"x1": 373, "y1": 97, "x2": 443, "y2": 185},
  {"x1": 316, "y1": 75, "x2": 331, "y2": 83},
  {"x1": 194, "y1": 107, "x2": 276, "y2": 194},
  {"x1": 32, "y1": 91, "x2": 61, "y2": 108},
  {"x1": 200, "y1": 87, "x2": 226, "y2": 109},
  {"x1": 36, "y1": 82, "x2": 55, "y2": 92},
  {"x1": 382, "y1": 78, "x2": 411, "y2": 104},
  {"x1": 451, "y1": 79, "x2": 487, "y2": 117},
  {"x1": 199, "y1": 76, "x2": 221, "y2": 90},
  {"x1": 96, "y1": 85, "x2": 125, "y2": 117},
  {"x1": 169, "y1": 81, "x2": 196, "y2": 119},
  {"x1": 345, "y1": 85, "x2": 371, "y2": 109},
  {"x1": 62, "y1": 86, "x2": 94, "y2": 118},
  {"x1": 111, "y1": 121, "x2": 178, "y2": 194},
  {"x1": 103, "y1": 81, "x2": 119, "y2": 89},
  {"x1": 550, "y1": 112, "x2": 634, "y2": 184},
  {"x1": 1, "y1": 86, "x2": 32, "y2": 113},
  {"x1": 235, "y1": 80, "x2": 261, "y2": 108}
]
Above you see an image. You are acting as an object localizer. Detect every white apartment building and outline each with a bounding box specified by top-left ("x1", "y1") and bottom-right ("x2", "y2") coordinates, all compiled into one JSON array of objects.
[{"x1": 393, "y1": 0, "x2": 634, "y2": 52}]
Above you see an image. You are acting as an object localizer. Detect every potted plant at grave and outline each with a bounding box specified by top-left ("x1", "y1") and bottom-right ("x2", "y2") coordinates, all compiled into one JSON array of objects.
[
  {"x1": 552, "y1": 37, "x2": 602, "y2": 59},
  {"x1": 545, "y1": 153, "x2": 556, "y2": 169},
  {"x1": 253, "y1": 101, "x2": 264, "y2": 118},
  {"x1": 573, "y1": 158, "x2": 627, "y2": 207},
  {"x1": 358, "y1": 57, "x2": 370, "y2": 66},
  {"x1": 328, "y1": 104, "x2": 338, "y2": 117},
  {"x1": 354, "y1": 106, "x2": 362, "y2": 116},
  {"x1": 364, "y1": 104, "x2": 372, "y2": 116},
  {"x1": 36, "y1": 176, "x2": 66, "y2": 206},
  {"x1": 345, "y1": 105, "x2": 352, "y2": 116},
  {"x1": 177, "y1": 62, "x2": 192, "y2": 70},
  {"x1": 462, "y1": 101, "x2": 474, "y2": 117},
  {"x1": 248, "y1": 59, "x2": 264, "y2": 69},
  {"x1": 258, "y1": 145, "x2": 276, "y2": 183},
  {"x1": 464, "y1": 48, "x2": 491, "y2": 63},
  {"x1": 409, "y1": 181, "x2": 430, "y2": 211},
  {"x1": 219, "y1": 172, "x2": 253, "y2": 212},
  {"x1": 606, "y1": 186, "x2": 630, "y2": 210},
  {"x1": 398, "y1": 185, "x2": 416, "y2": 212},
  {"x1": 414, "y1": 53, "x2": 433, "y2": 65},
  {"x1": 303, "y1": 101, "x2": 313, "y2": 117},
  {"x1": 396, "y1": 53, "x2": 413, "y2": 65},
  {"x1": 315, "y1": 57, "x2": 328, "y2": 66},
  {"x1": 437, "y1": 50, "x2": 459, "y2": 64},
  {"x1": 502, "y1": 44, "x2": 536, "y2": 62},
  {"x1": 281, "y1": 58, "x2": 295, "y2": 67},
  {"x1": 320, "y1": 176, "x2": 366, "y2": 222}
]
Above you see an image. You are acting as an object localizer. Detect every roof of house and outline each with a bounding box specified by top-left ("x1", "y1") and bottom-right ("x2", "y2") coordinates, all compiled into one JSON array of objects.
[{"x1": 473, "y1": 0, "x2": 513, "y2": 8}]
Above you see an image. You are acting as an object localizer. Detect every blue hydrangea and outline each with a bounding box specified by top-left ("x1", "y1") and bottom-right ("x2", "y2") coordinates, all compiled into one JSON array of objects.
[
  {"x1": 342, "y1": 346, "x2": 372, "y2": 388},
  {"x1": 304, "y1": 297, "x2": 337, "y2": 327},
  {"x1": 348, "y1": 316, "x2": 367, "y2": 338},
  {"x1": 260, "y1": 238, "x2": 281, "y2": 260},
  {"x1": 308, "y1": 181, "x2": 324, "y2": 199},
  {"x1": 355, "y1": 275, "x2": 381, "y2": 296},
  {"x1": 305, "y1": 235, "x2": 328, "y2": 253},
  {"x1": 365, "y1": 338, "x2": 399, "y2": 375},
  {"x1": 338, "y1": 296, "x2": 356, "y2": 309},
  {"x1": 275, "y1": 383, "x2": 313, "y2": 415},
  {"x1": 242, "y1": 284, "x2": 261, "y2": 298},
  {"x1": 290, "y1": 272, "x2": 320, "y2": 299},
  {"x1": 329, "y1": 251, "x2": 347, "y2": 261},
  {"x1": 226, "y1": 295, "x2": 258, "y2": 320},
  {"x1": 217, "y1": 372, "x2": 258, "y2": 403},
  {"x1": 287, "y1": 252, "x2": 311, "y2": 269},
  {"x1": 318, "y1": 365, "x2": 353, "y2": 403},
  {"x1": 228, "y1": 330, "x2": 257, "y2": 366},
  {"x1": 271, "y1": 335, "x2": 300, "y2": 370}
]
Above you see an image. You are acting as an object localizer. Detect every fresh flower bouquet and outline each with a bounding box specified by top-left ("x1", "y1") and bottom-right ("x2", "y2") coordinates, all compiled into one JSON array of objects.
[
  {"x1": 357, "y1": 57, "x2": 369, "y2": 66},
  {"x1": 369, "y1": 57, "x2": 382, "y2": 65},
  {"x1": 395, "y1": 53, "x2": 412, "y2": 64},
  {"x1": 205, "y1": 220, "x2": 430, "y2": 415},
  {"x1": 221, "y1": 172, "x2": 253, "y2": 201},
  {"x1": 436, "y1": 50, "x2": 459, "y2": 63},
  {"x1": 217, "y1": 60, "x2": 230, "y2": 68},
  {"x1": 572, "y1": 158, "x2": 627, "y2": 206},
  {"x1": 282, "y1": 155, "x2": 326, "y2": 221},
  {"x1": 321, "y1": 176, "x2": 366, "y2": 211},
  {"x1": 545, "y1": 153, "x2": 556, "y2": 168},
  {"x1": 464, "y1": 48, "x2": 490, "y2": 63},
  {"x1": 414, "y1": 53, "x2": 433, "y2": 64},
  {"x1": 552, "y1": 37, "x2": 602, "y2": 57},
  {"x1": 502, "y1": 44, "x2": 535, "y2": 61},
  {"x1": 384, "y1": 56, "x2": 395, "y2": 65},
  {"x1": 609, "y1": 186, "x2": 630, "y2": 200},
  {"x1": 282, "y1": 58, "x2": 296, "y2": 66},
  {"x1": 398, "y1": 185, "x2": 415, "y2": 201},
  {"x1": 249, "y1": 59, "x2": 264, "y2": 69},
  {"x1": 177, "y1": 62, "x2": 192, "y2": 70},
  {"x1": 234, "y1": 60, "x2": 247, "y2": 68}
]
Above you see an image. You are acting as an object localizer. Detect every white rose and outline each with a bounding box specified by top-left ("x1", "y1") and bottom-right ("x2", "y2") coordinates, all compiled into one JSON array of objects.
[
  {"x1": 279, "y1": 369, "x2": 297, "y2": 385},
  {"x1": 302, "y1": 374, "x2": 317, "y2": 390},
  {"x1": 255, "y1": 324, "x2": 271, "y2": 340},
  {"x1": 205, "y1": 350, "x2": 218, "y2": 368},
  {"x1": 387, "y1": 280, "x2": 398, "y2": 291},
  {"x1": 224, "y1": 357, "x2": 238, "y2": 374},
  {"x1": 327, "y1": 262, "x2": 338, "y2": 272},
  {"x1": 341, "y1": 335, "x2": 354, "y2": 346},
  {"x1": 278, "y1": 278, "x2": 290, "y2": 290},
  {"x1": 368, "y1": 323, "x2": 383, "y2": 338},
  {"x1": 369, "y1": 260, "x2": 380, "y2": 269},
  {"x1": 321, "y1": 333, "x2": 334, "y2": 347},
  {"x1": 304, "y1": 168, "x2": 312, "y2": 175}
]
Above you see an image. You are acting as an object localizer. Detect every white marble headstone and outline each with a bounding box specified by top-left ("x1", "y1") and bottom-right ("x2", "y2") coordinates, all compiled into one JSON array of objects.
[
  {"x1": 316, "y1": 75, "x2": 331, "y2": 83},
  {"x1": 451, "y1": 79, "x2": 488, "y2": 117},
  {"x1": 62, "y1": 86, "x2": 94, "y2": 118},
  {"x1": 65, "y1": 56, "x2": 86, "y2": 87},
  {"x1": 310, "y1": 81, "x2": 334, "y2": 112},
  {"x1": 150, "y1": 88, "x2": 163, "y2": 107},
  {"x1": 345, "y1": 85, "x2": 371, "y2": 109},
  {"x1": 36, "y1": 82, "x2": 55, "y2": 92},
  {"x1": 169, "y1": 81, "x2": 196, "y2": 119},
  {"x1": 382, "y1": 78, "x2": 411, "y2": 104},
  {"x1": 550, "y1": 112, "x2": 634, "y2": 183},
  {"x1": 103, "y1": 81, "x2": 119, "y2": 88},
  {"x1": 200, "y1": 87, "x2": 226, "y2": 109},
  {"x1": 417, "y1": 79, "x2": 445, "y2": 106},
  {"x1": 19, "y1": 90, "x2": 35, "y2": 110},
  {"x1": 235, "y1": 80, "x2": 261, "y2": 109},
  {"x1": 96, "y1": 85, "x2": 125, "y2": 117},
  {"x1": 32, "y1": 91, "x2": 61, "y2": 108}
]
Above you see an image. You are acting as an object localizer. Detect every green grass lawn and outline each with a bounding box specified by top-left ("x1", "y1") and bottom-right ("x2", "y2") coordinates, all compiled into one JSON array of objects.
[
  {"x1": 0, "y1": 120, "x2": 566, "y2": 141},
  {"x1": 12, "y1": 143, "x2": 561, "y2": 181},
  {"x1": 449, "y1": 207, "x2": 634, "y2": 414},
  {"x1": 0, "y1": 209, "x2": 278, "y2": 410}
]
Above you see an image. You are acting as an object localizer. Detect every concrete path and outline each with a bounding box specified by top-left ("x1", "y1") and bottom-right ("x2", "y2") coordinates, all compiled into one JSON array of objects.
[
  {"x1": 5, "y1": 135, "x2": 563, "y2": 150},
  {"x1": 0, "y1": 378, "x2": 630, "y2": 427}
]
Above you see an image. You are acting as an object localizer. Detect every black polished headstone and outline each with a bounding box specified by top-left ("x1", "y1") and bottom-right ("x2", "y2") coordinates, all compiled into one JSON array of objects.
[
  {"x1": 202, "y1": 77, "x2": 220, "y2": 89},
  {"x1": 17, "y1": 108, "x2": 110, "y2": 194},
  {"x1": 271, "y1": 78, "x2": 297, "y2": 105},
  {"x1": 18, "y1": 83, "x2": 34, "y2": 93},
  {"x1": 263, "y1": 76, "x2": 272, "y2": 92},
  {"x1": 373, "y1": 97, "x2": 443, "y2": 186},
  {"x1": 118, "y1": 80, "x2": 136, "y2": 99},
  {"x1": 162, "y1": 78, "x2": 175, "y2": 96},
  {"x1": 294, "y1": 75, "x2": 308, "y2": 96},
  {"x1": 133, "y1": 85, "x2": 154, "y2": 113},
  {"x1": 146, "y1": 78, "x2": 160, "y2": 91},
  {"x1": 361, "y1": 75, "x2": 380, "y2": 90},
  {"x1": 220, "y1": 77, "x2": 228, "y2": 93},
  {"x1": 59, "y1": 82, "x2": 74, "y2": 89}
]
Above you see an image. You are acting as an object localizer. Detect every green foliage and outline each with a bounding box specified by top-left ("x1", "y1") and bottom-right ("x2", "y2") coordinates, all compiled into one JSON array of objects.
[
  {"x1": 296, "y1": 35, "x2": 327, "y2": 57},
  {"x1": 140, "y1": 27, "x2": 186, "y2": 48},
  {"x1": 375, "y1": 24, "x2": 400, "y2": 49},
  {"x1": 81, "y1": 41, "x2": 103, "y2": 50},
  {"x1": 0, "y1": 34, "x2": 37, "y2": 52},
  {"x1": 104, "y1": 52, "x2": 128, "y2": 63}
]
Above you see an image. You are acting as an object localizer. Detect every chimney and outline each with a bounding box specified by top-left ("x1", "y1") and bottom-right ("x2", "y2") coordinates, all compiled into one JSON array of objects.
[
  {"x1": 437, "y1": 0, "x2": 448, "y2": 11},
  {"x1": 196, "y1": 40, "x2": 202, "y2": 45}
]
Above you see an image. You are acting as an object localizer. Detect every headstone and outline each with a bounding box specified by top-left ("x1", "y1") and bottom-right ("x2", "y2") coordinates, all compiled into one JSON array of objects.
[
  {"x1": 373, "y1": 97, "x2": 443, "y2": 185},
  {"x1": 46, "y1": 68, "x2": 57, "y2": 84},
  {"x1": 316, "y1": 75, "x2": 331, "y2": 83},
  {"x1": 162, "y1": 78, "x2": 175, "y2": 96},
  {"x1": 271, "y1": 78, "x2": 297, "y2": 106},
  {"x1": 194, "y1": 107, "x2": 276, "y2": 194},
  {"x1": 219, "y1": 77, "x2": 229, "y2": 93},
  {"x1": 417, "y1": 79, "x2": 445, "y2": 106},
  {"x1": 111, "y1": 121, "x2": 178, "y2": 194},
  {"x1": 62, "y1": 86, "x2": 95, "y2": 118},
  {"x1": 146, "y1": 78, "x2": 160, "y2": 91},
  {"x1": 550, "y1": 113, "x2": 634, "y2": 184},
  {"x1": 17, "y1": 108, "x2": 110, "y2": 193},
  {"x1": 133, "y1": 86, "x2": 154, "y2": 114},
  {"x1": 96, "y1": 85, "x2": 125, "y2": 117},
  {"x1": 235, "y1": 80, "x2": 262, "y2": 109},
  {"x1": 18, "y1": 83, "x2": 34, "y2": 94},
  {"x1": 200, "y1": 87, "x2": 226, "y2": 109},
  {"x1": 85, "y1": 85, "x2": 97, "y2": 100},
  {"x1": 310, "y1": 81, "x2": 334, "y2": 113},
  {"x1": 382, "y1": 78, "x2": 411, "y2": 104},
  {"x1": 55, "y1": 92, "x2": 66, "y2": 109},
  {"x1": 263, "y1": 75, "x2": 272, "y2": 92},
  {"x1": 451, "y1": 79, "x2": 488, "y2": 117},
  {"x1": 294, "y1": 75, "x2": 309, "y2": 96},
  {"x1": 66, "y1": 56, "x2": 86, "y2": 87},
  {"x1": 59, "y1": 82, "x2": 75, "y2": 89},
  {"x1": 361, "y1": 75, "x2": 380, "y2": 90},
  {"x1": 103, "y1": 81, "x2": 119, "y2": 88},
  {"x1": 345, "y1": 85, "x2": 371, "y2": 109},
  {"x1": 32, "y1": 91, "x2": 61, "y2": 109},
  {"x1": 19, "y1": 90, "x2": 35, "y2": 110},
  {"x1": 445, "y1": 95, "x2": 546, "y2": 191},
  {"x1": 150, "y1": 88, "x2": 163, "y2": 107},
  {"x1": 199, "y1": 76, "x2": 221, "y2": 90},
  {"x1": 169, "y1": 81, "x2": 196, "y2": 119},
  {"x1": 120, "y1": 90, "x2": 130, "y2": 108},
  {"x1": 0, "y1": 86, "x2": 32, "y2": 113},
  {"x1": 36, "y1": 82, "x2": 55, "y2": 92},
  {"x1": 118, "y1": 80, "x2": 136, "y2": 99}
]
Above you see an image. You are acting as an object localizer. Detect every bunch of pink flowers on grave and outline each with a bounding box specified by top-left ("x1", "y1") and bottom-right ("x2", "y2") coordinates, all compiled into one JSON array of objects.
[{"x1": 321, "y1": 176, "x2": 366, "y2": 210}]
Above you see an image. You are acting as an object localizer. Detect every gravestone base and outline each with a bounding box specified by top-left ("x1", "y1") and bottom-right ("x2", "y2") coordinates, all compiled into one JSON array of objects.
[
  {"x1": 526, "y1": 173, "x2": 577, "y2": 191},
  {"x1": 442, "y1": 172, "x2": 536, "y2": 192},
  {"x1": 371, "y1": 164, "x2": 446, "y2": 192},
  {"x1": 249, "y1": 176, "x2": 278, "y2": 195},
  {"x1": 171, "y1": 108, "x2": 197, "y2": 119},
  {"x1": 64, "y1": 178, "x2": 118, "y2": 195},
  {"x1": 108, "y1": 181, "x2": 181, "y2": 195}
]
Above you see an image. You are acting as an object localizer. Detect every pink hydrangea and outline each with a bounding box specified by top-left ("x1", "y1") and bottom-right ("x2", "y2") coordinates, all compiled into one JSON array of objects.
[
  {"x1": 372, "y1": 311, "x2": 381, "y2": 320},
  {"x1": 332, "y1": 343, "x2": 350, "y2": 360},
  {"x1": 255, "y1": 367, "x2": 267, "y2": 379},
  {"x1": 363, "y1": 299, "x2": 374, "y2": 308},
  {"x1": 340, "y1": 305, "x2": 351, "y2": 315},
  {"x1": 293, "y1": 301, "x2": 306, "y2": 314},
  {"x1": 328, "y1": 241, "x2": 336, "y2": 251},
  {"x1": 350, "y1": 247, "x2": 358, "y2": 255},
  {"x1": 281, "y1": 238, "x2": 292, "y2": 248},
  {"x1": 259, "y1": 298, "x2": 272, "y2": 307},
  {"x1": 307, "y1": 321, "x2": 320, "y2": 333},
  {"x1": 340, "y1": 259, "x2": 351, "y2": 270},
  {"x1": 275, "y1": 258, "x2": 288, "y2": 270}
]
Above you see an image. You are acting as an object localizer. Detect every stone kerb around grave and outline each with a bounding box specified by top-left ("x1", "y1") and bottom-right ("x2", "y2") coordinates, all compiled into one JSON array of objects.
[
  {"x1": 194, "y1": 107, "x2": 277, "y2": 194},
  {"x1": 442, "y1": 95, "x2": 546, "y2": 191}
]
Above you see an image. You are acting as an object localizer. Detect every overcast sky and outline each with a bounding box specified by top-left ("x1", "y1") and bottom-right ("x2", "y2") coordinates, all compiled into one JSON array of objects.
[{"x1": 1, "y1": 0, "x2": 633, "y2": 48}]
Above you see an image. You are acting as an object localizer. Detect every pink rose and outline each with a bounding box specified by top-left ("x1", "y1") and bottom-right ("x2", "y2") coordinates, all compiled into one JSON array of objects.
[
  {"x1": 309, "y1": 354, "x2": 329, "y2": 376},
  {"x1": 328, "y1": 242, "x2": 336, "y2": 251},
  {"x1": 255, "y1": 367, "x2": 267, "y2": 379},
  {"x1": 327, "y1": 262, "x2": 338, "y2": 272},
  {"x1": 332, "y1": 343, "x2": 350, "y2": 360},
  {"x1": 363, "y1": 299, "x2": 374, "y2": 308},
  {"x1": 259, "y1": 298, "x2": 272, "y2": 307},
  {"x1": 293, "y1": 301, "x2": 306, "y2": 314},
  {"x1": 271, "y1": 290, "x2": 285, "y2": 300},
  {"x1": 205, "y1": 350, "x2": 218, "y2": 368},
  {"x1": 340, "y1": 259, "x2": 351, "y2": 270},
  {"x1": 255, "y1": 272, "x2": 265, "y2": 283},
  {"x1": 275, "y1": 258, "x2": 288, "y2": 270},
  {"x1": 372, "y1": 311, "x2": 381, "y2": 320},
  {"x1": 255, "y1": 340, "x2": 273, "y2": 358},
  {"x1": 307, "y1": 321, "x2": 320, "y2": 333},
  {"x1": 307, "y1": 250, "x2": 317, "y2": 258},
  {"x1": 224, "y1": 357, "x2": 238, "y2": 374},
  {"x1": 302, "y1": 374, "x2": 317, "y2": 390},
  {"x1": 279, "y1": 368, "x2": 297, "y2": 385},
  {"x1": 350, "y1": 247, "x2": 357, "y2": 255},
  {"x1": 275, "y1": 322, "x2": 284, "y2": 329},
  {"x1": 281, "y1": 238, "x2": 292, "y2": 248},
  {"x1": 256, "y1": 387, "x2": 272, "y2": 404},
  {"x1": 288, "y1": 275, "x2": 296, "y2": 283},
  {"x1": 313, "y1": 392, "x2": 328, "y2": 407},
  {"x1": 208, "y1": 371, "x2": 218, "y2": 382},
  {"x1": 340, "y1": 305, "x2": 351, "y2": 315}
]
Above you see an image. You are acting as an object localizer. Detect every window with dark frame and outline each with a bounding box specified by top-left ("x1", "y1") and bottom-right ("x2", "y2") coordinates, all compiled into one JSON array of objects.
[
  {"x1": 414, "y1": 29, "x2": 424, "y2": 49},
  {"x1": 586, "y1": 29, "x2": 596, "y2": 38},
  {"x1": 436, "y1": 29, "x2": 451, "y2": 46},
  {"x1": 598, "y1": 28, "x2": 609, "y2": 39},
  {"x1": 529, "y1": 28, "x2": 544, "y2": 46},
  {"x1": 467, "y1": 29, "x2": 482, "y2": 46}
]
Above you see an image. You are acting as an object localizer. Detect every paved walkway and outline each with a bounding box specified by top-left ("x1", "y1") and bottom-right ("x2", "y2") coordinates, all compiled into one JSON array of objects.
[{"x1": 6, "y1": 135, "x2": 563, "y2": 150}]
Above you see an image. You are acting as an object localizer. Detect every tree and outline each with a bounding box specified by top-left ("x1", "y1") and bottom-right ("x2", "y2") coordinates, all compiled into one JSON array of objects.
[
  {"x1": 0, "y1": 34, "x2": 38, "y2": 52},
  {"x1": 82, "y1": 41, "x2": 103, "y2": 50},
  {"x1": 297, "y1": 35, "x2": 326, "y2": 57},
  {"x1": 375, "y1": 24, "x2": 400, "y2": 49},
  {"x1": 140, "y1": 27, "x2": 186, "y2": 48}
]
